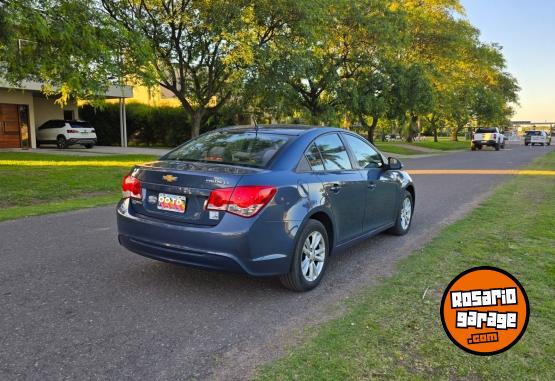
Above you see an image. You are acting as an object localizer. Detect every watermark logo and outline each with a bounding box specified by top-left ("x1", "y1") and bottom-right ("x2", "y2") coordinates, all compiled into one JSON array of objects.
[{"x1": 440, "y1": 266, "x2": 529, "y2": 355}]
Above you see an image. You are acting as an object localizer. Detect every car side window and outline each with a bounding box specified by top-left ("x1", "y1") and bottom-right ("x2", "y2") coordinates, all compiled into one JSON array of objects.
[
  {"x1": 305, "y1": 143, "x2": 325, "y2": 171},
  {"x1": 342, "y1": 134, "x2": 383, "y2": 169},
  {"x1": 314, "y1": 133, "x2": 353, "y2": 171}
]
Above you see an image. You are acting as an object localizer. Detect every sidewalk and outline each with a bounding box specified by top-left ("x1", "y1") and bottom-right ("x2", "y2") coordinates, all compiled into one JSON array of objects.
[{"x1": 0, "y1": 146, "x2": 171, "y2": 156}]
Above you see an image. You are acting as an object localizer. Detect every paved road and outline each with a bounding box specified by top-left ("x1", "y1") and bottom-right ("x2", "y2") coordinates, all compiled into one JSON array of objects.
[{"x1": 1, "y1": 144, "x2": 553, "y2": 380}]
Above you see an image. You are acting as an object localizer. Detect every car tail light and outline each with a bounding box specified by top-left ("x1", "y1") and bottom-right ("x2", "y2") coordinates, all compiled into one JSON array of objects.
[
  {"x1": 122, "y1": 175, "x2": 142, "y2": 199},
  {"x1": 493, "y1": 133, "x2": 497, "y2": 139},
  {"x1": 206, "y1": 186, "x2": 276, "y2": 217},
  {"x1": 66, "y1": 129, "x2": 79, "y2": 133}
]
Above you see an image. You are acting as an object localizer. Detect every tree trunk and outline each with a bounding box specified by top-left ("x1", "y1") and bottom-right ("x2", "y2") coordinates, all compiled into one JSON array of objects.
[
  {"x1": 451, "y1": 125, "x2": 461, "y2": 141},
  {"x1": 191, "y1": 109, "x2": 205, "y2": 139},
  {"x1": 433, "y1": 122, "x2": 438, "y2": 142},
  {"x1": 369, "y1": 115, "x2": 379, "y2": 144},
  {"x1": 358, "y1": 115, "x2": 370, "y2": 140},
  {"x1": 406, "y1": 114, "x2": 419, "y2": 143}
]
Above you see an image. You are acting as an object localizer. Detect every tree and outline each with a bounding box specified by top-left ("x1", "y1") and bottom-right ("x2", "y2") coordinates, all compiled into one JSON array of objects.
[
  {"x1": 337, "y1": 0, "x2": 406, "y2": 142},
  {"x1": 2, "y1": 0, "x2": 519, "y2": 142},
  {"x1": 1, "y1": 0, "x2": 122, "y2": 104},
  {"x1": 100, "y1": 0, "x2": 296, "y2": 137},
  {"x1": 252, "y1": 0, "x2": 349, "y2": 124}
]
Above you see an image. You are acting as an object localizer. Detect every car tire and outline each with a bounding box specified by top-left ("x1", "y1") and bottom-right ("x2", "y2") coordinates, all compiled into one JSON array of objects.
[
  {"x1": 387, "y1": 190, "x2": 413, "y2": 236},
  {"x1": 279, "y1": 219, "x2": 329, "y2": 292},
  {"x1": 84, "y1": 144, "x2": 94, "y2": 149},
  {"x1": 57, "y1": 136, "x2": 67, "y2": 149},
  {"x1": 525, "y1": 142, "x2": 529, "y2": 146}
]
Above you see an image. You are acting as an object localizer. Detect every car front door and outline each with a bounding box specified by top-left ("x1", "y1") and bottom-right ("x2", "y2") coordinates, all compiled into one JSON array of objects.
[
  {"x1": 342, "y1": 133, "x2": 399, "y2": 233},
  {"x1": 308, "y1": 134, "x2": 365, "y2": 244}
]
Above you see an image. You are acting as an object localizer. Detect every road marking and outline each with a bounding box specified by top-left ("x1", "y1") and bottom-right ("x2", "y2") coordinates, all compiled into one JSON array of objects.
[{"x1": 407, "y1": 170, "x2": 555, "y2": 176}]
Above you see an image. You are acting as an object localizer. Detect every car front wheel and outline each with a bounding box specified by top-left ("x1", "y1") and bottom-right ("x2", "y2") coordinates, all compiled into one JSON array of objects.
[
  {"x1": 280, "y1": 220, "x2": 329, "y2": 292},
  {"x1": 388, "y1": 190, "x2": 413, "y2": 236}
]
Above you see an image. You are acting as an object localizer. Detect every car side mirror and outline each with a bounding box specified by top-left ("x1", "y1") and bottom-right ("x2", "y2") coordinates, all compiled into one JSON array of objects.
[{"x1": 386, "y1": 157, "x2": 403, "y2": 170}]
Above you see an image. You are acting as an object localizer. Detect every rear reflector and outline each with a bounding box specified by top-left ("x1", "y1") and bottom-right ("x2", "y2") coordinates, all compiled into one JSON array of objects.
[
  {"x1": 122, "y1": 175, "x2": 142, "y2": 199},
  {"x1": 206, "y1": 186, "x2": 276, "y2": 217}
]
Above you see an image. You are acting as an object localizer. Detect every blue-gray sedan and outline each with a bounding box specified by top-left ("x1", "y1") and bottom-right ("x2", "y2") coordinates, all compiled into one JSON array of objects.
[{"x1": 117, "y1": 125, "x2": 415, "y2": 291}]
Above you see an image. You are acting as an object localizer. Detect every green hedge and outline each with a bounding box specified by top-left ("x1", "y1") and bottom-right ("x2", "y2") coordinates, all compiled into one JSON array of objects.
[
  {"x1": 79, "y1": 103, "x2": 245, "y2": 147},
  {"x1": 79, "y1": 103, "x2": 193, "y2": 147}
]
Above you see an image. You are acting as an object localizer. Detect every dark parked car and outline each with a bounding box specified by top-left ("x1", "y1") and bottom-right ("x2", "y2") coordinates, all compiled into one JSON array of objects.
[{"x1": 117, "y1": 125, "x2": 415, "y2": 291}]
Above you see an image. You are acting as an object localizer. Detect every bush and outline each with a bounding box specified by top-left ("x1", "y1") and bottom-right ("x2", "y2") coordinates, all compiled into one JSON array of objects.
[{"x1": 79, "y1": 103, "x2": 192, "y2": 147}]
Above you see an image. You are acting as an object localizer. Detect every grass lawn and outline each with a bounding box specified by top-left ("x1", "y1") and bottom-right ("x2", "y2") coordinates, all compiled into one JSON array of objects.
[
  {"x1": 258, "y1": 151, "x2": 555, "y2": 380},
  {"x1": 413, "y1": 138, "x2": 470, "y2": 151},
  {"x1": 373, "y1": 142, "x2": 425, "y2": 156},
  {"x1": 0, "y1": 152, "x2": 158, "y2": 221}
]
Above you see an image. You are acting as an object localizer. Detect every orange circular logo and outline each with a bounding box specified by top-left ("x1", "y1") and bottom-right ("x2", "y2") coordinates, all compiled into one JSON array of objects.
[{"x1": 441, "y1": 267, "x2": 529, "y2": 355}]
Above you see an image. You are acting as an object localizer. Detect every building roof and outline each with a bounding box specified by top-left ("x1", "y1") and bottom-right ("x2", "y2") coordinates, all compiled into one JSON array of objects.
[{"x1": 0, "y1": 79, "x2": 133, "y2": 99}]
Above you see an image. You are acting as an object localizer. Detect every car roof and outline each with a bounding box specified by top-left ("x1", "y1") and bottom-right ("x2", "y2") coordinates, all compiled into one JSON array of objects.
[
  {"x1": 45, "y1": 119, "x2": 89, "y2": 123},
  {"x1": 216, "y1": 124, "x2": 343, "y2": 136}
]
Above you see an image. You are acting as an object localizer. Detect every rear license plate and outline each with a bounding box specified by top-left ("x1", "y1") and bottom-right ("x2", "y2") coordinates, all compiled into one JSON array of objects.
[{"x1": 157, "y1": 193, "x2": 186, "y2": 213}]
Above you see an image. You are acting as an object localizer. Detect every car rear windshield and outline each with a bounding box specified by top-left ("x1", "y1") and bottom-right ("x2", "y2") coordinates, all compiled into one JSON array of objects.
[
  {"x1": 526, "y1": 131, "x2": 541, "y2": 136},
  {"x1": 163, "y1": 130, "x2": 291, "y2": 168},
  {"x1": 69, "y1": 121, "x2": 92, "y2": 128},
  {"x1": 476, "y1": 128, "x2": 496, "y2": 133}
]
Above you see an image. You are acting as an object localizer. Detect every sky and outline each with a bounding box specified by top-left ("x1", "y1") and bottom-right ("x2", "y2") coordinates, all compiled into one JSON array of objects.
[{"x1": 460, "y1": 0, "x2": 555, "y2": 122}]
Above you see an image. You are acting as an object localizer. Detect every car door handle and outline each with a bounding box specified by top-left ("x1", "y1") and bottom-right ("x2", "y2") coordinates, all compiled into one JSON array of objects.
[
  {"x1": 368, "y1": 182, "x2": 377, "y2": 190},
  {"x1": 329, "y1": 183, "x2": 341, "y2": 193}
]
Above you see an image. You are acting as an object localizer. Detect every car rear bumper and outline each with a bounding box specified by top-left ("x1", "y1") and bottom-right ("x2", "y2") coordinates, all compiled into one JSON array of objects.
[
  {"x1": 116, "y1": 199, "x2": 298, "y2": 276},
  {"x1": 67, "y1": 138, "x2": 96, "y2": 145},
  {"x1": 472, "y1": 140, "x2": 497, "y2": 146}
]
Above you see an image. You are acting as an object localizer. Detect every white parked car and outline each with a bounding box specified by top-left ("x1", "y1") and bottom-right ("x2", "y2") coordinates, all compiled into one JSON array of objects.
[
  {"x1": 524, "y1": 130, "x2": 551, "y2": 146},
  {"x1": 37, "y1": 120, "x2": 97, "y2": 149}
]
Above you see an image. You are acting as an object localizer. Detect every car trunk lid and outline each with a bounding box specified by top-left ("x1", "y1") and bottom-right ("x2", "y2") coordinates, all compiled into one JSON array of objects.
[{"x1": 130, "y1": 160, "x2": 258, "y2": 226}]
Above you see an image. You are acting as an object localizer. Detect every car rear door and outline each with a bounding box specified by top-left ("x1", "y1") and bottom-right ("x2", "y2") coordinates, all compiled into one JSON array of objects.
[
  {"x1": 309, "y1": 133, "x2": 365, "y2": 244},
  {"x1": 341, "y1": 133, "x2": 398, "y2": 233}
]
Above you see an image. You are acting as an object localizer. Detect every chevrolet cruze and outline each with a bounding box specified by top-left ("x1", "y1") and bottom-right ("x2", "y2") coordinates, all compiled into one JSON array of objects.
[{"x1": 117, "y1": 125, "x2": 415, "y2": 291}]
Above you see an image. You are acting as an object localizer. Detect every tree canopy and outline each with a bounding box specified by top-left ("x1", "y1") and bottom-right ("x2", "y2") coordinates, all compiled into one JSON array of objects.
[{"x1": 1, "y1": 0, "x2": 519, "y2": 140}]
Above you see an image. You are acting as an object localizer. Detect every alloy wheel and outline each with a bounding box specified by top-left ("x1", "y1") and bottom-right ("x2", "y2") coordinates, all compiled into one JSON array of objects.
[
  {"x1": 300, "y1": 231, "x2": 326, "y2": 282},
  {"x1": 400, "y1": 197, "x2": 412, "y2": 230}
]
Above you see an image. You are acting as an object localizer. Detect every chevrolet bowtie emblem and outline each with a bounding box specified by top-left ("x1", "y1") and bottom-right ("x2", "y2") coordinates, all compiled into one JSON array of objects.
[{"x1": 162, "y1": 174, "x2": 178, "y2": 183}]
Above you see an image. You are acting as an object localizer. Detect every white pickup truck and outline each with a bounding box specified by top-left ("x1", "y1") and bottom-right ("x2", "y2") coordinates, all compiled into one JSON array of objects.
[{"x1": 471, "y1": 127, "x2": 505, "y2": 151}]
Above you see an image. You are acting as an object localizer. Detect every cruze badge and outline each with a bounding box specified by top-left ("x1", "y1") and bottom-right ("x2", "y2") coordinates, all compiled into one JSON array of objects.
[{"x1": 206, "y1": 177, "x2": 225, "y2": 185}]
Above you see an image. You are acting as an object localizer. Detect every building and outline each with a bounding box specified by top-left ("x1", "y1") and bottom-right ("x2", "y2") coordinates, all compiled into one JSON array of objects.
[
  {"x1": 105, "y1": 83, "x2": 181, "y2": 108},
  {"x1": 510, "y1": 121, "x2": 555, "y2": 136},
  {"x1": 116, "y1": 83, "x2": 217, "y2": 109},
  {"x1": 0, "y1": 80, "x2": 133, "y2": 149}
]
